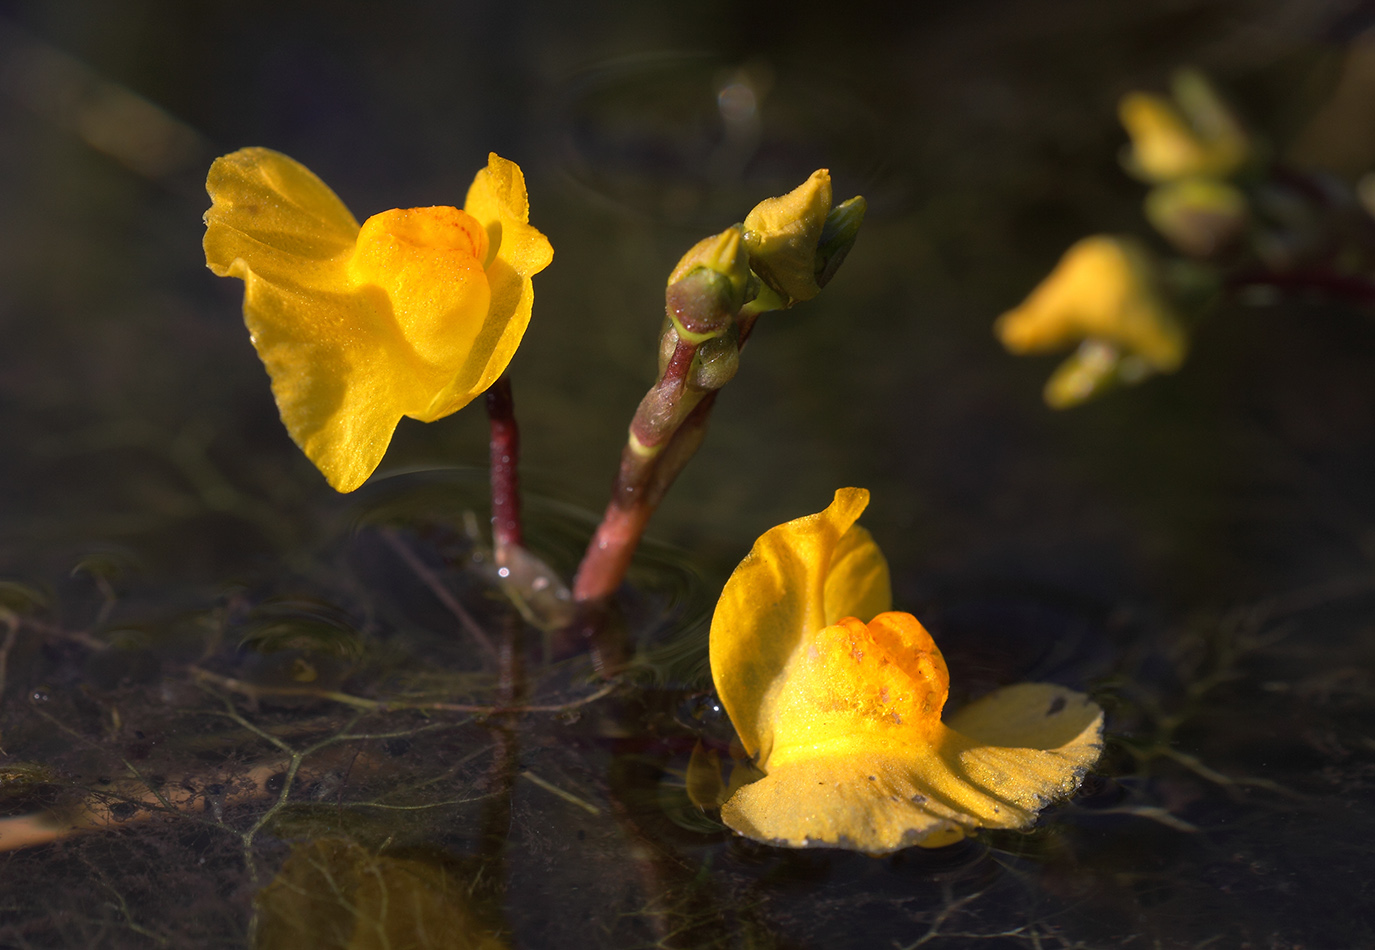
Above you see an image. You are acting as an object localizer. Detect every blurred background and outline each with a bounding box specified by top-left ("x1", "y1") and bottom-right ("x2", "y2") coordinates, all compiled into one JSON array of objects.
[{"x1": 2, "y1": 0, "x2": 1375, "y2": 946}]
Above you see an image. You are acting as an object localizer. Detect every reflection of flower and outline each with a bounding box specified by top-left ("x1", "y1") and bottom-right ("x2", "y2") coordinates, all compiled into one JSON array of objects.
[
  {"x1": 257, "y1": 838, "x2": 508, "y2": 950},
  {"x1": 204, "y1": 149, "x2": 552, "y2": 492},
  {"x1": 709, "y1": 489, "x2": 1102, "y2": 852},
  {"x1": 996, "y1": 235, "x2": 1187, "y2": 408}
]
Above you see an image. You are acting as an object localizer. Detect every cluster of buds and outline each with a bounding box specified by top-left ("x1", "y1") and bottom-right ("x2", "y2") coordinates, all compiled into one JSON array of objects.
[
  {"x1": 630, "y1": 172, "x2": 867, "y2": 460},
  {"x1": 1121, "y1": 68, "x2": 1252, "y2": 259},
  {"x1": 572, "y1": 171, "x2": 865, "y2": 604},
  {"x1": 627, "y1": 170, "x2": 865, "y2": 487}
]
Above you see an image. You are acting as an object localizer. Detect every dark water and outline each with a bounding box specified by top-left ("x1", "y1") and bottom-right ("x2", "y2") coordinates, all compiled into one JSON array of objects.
[{"x1": 2, "y1": 1, "x2": 1374, "y2": 946}]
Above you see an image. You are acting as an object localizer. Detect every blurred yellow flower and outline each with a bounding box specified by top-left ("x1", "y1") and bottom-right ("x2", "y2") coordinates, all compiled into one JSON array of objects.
[
  {"x1": 1119, "y1": 69, "x2": 1249, "y2": 183},
  {"x1": 709, "y1": 489, "x2": 1103, "y2": 853},
  {"x1": 204, "y1": 148, "x2": 552, "y2": 492},
  {"x1": 996, "y1": 235, "x2": 1187, "y2": 407}
]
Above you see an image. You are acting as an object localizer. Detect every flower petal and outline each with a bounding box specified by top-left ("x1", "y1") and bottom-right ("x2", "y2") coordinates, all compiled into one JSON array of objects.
[
  {"x1": 823, "y1": 520, "x2": 892, "y2": 626},
  {"x1": 946, "y1": 682, "x2": 1102, "y2": 749},
  {"x1": 418, "y1": 154, "x2": 554, "y2": 421},
  {"x1": 721, "y1": 685, "x2": 1103, "y2": 853},
  {"x1": 710, "y1": 488, "x2": 890, "y2": 761},
  {"x1": 204, "y1": 147, "x2": 359, "y2": 290},
  {"x1": 230, "y1": 267, "x2": 427, "y2": 493},
  {"x1": 721, "y1": 749, "x2": 970, "y2": 852}
]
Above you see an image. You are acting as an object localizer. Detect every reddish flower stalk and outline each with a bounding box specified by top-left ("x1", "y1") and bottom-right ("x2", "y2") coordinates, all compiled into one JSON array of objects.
[
  {"x1": 570, "y1": 312, "x2": 760, "y2": 605},
  {"x1": 569, "y1": 177, "x2": 864, "y2": 613},
  {"x1": 485, "y1": 376, "x2": 523, "y2": 552}
]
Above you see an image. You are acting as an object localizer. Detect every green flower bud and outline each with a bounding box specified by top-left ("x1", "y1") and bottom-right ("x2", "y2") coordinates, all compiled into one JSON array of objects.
[
  {"x1": 666, "y1": 266, "x2": 738, "y2": 342},
  {"x1": 664, "y1": 226, "x2": 749, "y2": 343},
  {"x1": 689, "y1": 327, "x2": 741, "y2": 391},
  {"x1": 1043, "y1": 339, "x2": 1124, "y2": 409},
  {"x1": 668, "y1": 227, "x2": 749, "y2": 302},
  {"x1": 815, "y1": 195, "x2": 866, "y2": 289},
  {"x1": 1042, "y1": 339, "x2": 1158, "y2": 409},
  {"x1": 1145, "y1": 178, "x2": 1248, "y2": 258}
]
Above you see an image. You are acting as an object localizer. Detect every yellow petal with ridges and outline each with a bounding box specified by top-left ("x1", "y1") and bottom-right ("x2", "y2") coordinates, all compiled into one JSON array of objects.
[
  {"x1": 823, "y1": 517, "x2": 892, "y2": 627},
  {"x1": 221, "y1": 262, "x2": 427, "y2": 493},
  {"x1": 204, "y1": 147, "x2": 359, "y2": 291}
]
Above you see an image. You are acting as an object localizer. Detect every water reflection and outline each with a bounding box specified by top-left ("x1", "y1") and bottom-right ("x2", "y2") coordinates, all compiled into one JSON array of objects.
[{"x1": 256, "y1": 839, "x2": 509, "y2": 949}]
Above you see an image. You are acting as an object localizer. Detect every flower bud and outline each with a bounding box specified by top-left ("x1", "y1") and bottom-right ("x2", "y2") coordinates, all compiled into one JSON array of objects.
[
  {"x1": 815, "y1": 195, "x2": 867, "y2": 290},
  {"x1": 689, "y1": 327, "x2": 741, "y2": 391},
  {"x1": 1145, "y1": 178, "x2": 1248, "y2": 258},
  {"x1": 1043, "y1": 340, "x2": 1125, "y2": 409},
  {"x1": 666, "y1": 267, "x2": 738, "y2": 343},
  {"x1": 743, "y1": 169, "x2": 832, "y2": 302},
  {"x1": 669, "y1": 226, "x2": 749, "y2": 299}
]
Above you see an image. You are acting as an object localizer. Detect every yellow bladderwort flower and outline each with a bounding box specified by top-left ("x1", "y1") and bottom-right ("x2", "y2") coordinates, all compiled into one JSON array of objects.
[
  {"x1": 996, "y1": 235, "x2": 1187, "y2": 408},
  {"x1": 1119, "y1": 69, "x2": 1249, "y2": 184},
  {"x1": 709, "y1": 489, "x2": 1103, "y2": 853},
  {"x1": 204, "y1": 148, "x2": 553, "y2": 492}
]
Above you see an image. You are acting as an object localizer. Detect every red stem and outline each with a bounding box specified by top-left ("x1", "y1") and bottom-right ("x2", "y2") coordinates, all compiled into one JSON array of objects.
[
  {"x1": 1228, "y1": 267, "x2": 1375, "y2": 305},
  {"x1": 571, "y1": 312, "x2": 760, "y2": 605},
  {"x1": 485, "y1": 377, "x2": 523, "y2": 551},
  {"x1": 572, "y1": 501, "x2": 655, "y2": 603}
]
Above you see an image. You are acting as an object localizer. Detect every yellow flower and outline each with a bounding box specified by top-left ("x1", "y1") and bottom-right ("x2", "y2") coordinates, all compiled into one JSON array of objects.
[
  {"x1": 995, "y1": 235, "x2": 1187, "y2": 409},
  {"x1": 204, "y1": 148, "x2": 553, "y2": 492},
  {"x1": 1119, "y1": 69, "x2": 1248, "y2": 183},
  {"x1": 709, "y1": 489, "x2": 1103, "y2": 853}
]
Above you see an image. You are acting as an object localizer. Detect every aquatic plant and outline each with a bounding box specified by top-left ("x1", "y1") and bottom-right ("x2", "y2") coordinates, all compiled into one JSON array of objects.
[
  {"x1": 708, "y1": 488, "x2": 1103, "y2": 852},
  {"x1": 999, "y1": 67, "x2": 1375, "y2": 407},
  {"x1": 204, "y1": 148, "x2": 552, "y2": 492}
]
